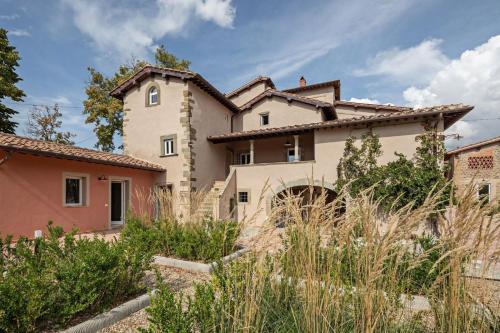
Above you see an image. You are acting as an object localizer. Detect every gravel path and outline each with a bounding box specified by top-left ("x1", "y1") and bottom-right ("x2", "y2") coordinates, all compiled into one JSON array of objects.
[
  {"x1": 98, "y1": 266, "x2": 210, "y2": 333},
  {"x1": 467, "y1": 277, "x2": 500, "y2": 313}
]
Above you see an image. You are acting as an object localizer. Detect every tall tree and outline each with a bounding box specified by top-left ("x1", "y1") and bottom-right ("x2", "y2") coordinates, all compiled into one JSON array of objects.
[
  {"x1": 26, "y1": 104, "x2": 76, "y2": 145},
  {"x1": 83, "y1": 46, "x2": 190, "y2": 152},
  {"x1": 0, "y1": 28, "x2": 25, "y2": 134},
  {"x1": 154, "y1": 45, "x2": 191, "y2": 70}
]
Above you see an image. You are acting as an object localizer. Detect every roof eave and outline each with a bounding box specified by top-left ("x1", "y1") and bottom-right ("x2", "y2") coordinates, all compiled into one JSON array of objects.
[
  {"x1": 0, "y1": 146, "x2": 165, "y2": 172},
  {"x1": 208, "y1": 106, "x2": 473, "y2": 144},
  {"x1": 109, "y1": 66, "x2": 240, "y2": 113}
]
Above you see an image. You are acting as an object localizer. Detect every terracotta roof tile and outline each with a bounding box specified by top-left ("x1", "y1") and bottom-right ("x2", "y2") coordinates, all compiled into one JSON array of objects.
[
  {"x1": 0, "y1": 133, "x2": 164, "y2": 172},
  {"x1": 207, "y1": 104, "x2": 473, "y2": 143},
  {"x1": 282, "y1": 80, "x2": 341, "y2": 100},
  {"x1": 225, "y1": 76, "x2": 276, "y2": 98},
  {"x1": 334, "y1": 100, "x2": 413, "y2": 112},
  {"x1": 446, "y1": 135, "x2": 500, "y2": 156},
  {"x1": 239, "y1": 89, "x2": 333, "y2": 111},
  {"x1": 110, "y1": 65, "x2": 240, "y2": 113}
]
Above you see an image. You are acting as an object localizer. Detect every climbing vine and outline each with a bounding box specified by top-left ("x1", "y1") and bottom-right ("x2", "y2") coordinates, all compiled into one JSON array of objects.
[{"x1": 336, "y1": 128, "x2": 450, "y2": 211}]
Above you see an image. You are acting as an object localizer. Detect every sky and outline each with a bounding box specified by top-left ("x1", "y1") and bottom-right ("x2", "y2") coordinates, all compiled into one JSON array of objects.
[{"x1": 1, "y1": 0, "x2": 499, "y2": 151}]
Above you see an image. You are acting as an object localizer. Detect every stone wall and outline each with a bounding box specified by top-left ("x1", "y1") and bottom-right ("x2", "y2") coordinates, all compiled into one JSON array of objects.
[
  {"x1": 179, "y1": 89, "x2": 196, "y2": 216},
  {"x1": 450, "y1": 142, "x2": 500, "y2": 202}
]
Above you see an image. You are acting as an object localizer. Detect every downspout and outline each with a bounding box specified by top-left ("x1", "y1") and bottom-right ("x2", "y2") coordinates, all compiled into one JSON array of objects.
[{"x1": 0, "y1": 151, "x2": 11, "y2": 166}]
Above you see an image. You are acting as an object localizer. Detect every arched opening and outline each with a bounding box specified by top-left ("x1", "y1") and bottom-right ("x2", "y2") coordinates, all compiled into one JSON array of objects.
[
  {"x1": 148, "y1": 86, "x2": 159, "y2": 105},
  {"x1": 271, "y1": 185, "x2": 340, "y2": 227}
]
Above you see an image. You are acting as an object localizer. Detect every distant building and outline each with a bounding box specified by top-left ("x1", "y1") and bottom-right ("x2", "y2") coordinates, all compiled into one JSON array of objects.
[{"x1": 447, "y1": 135, "x2": 500, "y2": 204}]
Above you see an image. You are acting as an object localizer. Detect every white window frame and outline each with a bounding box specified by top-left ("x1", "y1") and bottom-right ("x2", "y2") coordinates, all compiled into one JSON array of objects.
[
  {"x1": 260, "y1": 112, "x2": 269, "y2": 126},
  {"x1": 163, "y1": 138, "x2": 174, "y2": 156},
  {"x1": 478, "y1": 183, "x2": 491, "y2": 204},
  {"x1": 63, "y1": 173, "x2": 89, "y2": 207},
  {"x1": 239, "y1": 152, "x2": 251, "y2": 165},
  {"x1": 149, "y1": 87, "x2": 158, "y2": 105},
  {"x1": 108, "y1": 176, "x2": 132, "y2": 229}
]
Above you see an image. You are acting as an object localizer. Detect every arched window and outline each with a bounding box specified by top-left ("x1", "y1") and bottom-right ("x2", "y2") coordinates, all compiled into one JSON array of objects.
[{"x1": 148, "y1": 86, "x2": 158, "y2": 105}]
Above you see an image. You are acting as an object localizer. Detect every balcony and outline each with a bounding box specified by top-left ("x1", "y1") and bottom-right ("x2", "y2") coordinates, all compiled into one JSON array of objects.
[{"x1": 224, "y1": 132, "x2": 315, "y2": 168}]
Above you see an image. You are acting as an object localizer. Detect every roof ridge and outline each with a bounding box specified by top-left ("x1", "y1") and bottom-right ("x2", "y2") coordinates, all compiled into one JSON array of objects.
[
  {"x1": 239, "y1": 89, "x2": 332, "y2": 111},
  {"x1": 141, "y1": 64, "x2": 195, "y2": 75},
  {"x1": 109, "y1": 66, "x2": 240, "y2": 113},
  {"x1": 282, "y1": 79, "x2": 340, "y2": 92},
  {"x1": 446, "y1": 134, "x2": 500, "y2": 155},
  {"x1": 225, "y1": 76, "x2": 276, "y2": 98},
  {"x1": 335, "y1": 100, "x2": 413, "y2": 111},
  {"x1": 276, "y1": 90, "x2": 332, "y2": 106}
]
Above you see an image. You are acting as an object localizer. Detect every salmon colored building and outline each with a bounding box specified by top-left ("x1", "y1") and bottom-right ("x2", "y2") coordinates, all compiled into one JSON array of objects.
[{"x1": 0, "y1": 133, "x2": 164, "y2": 239}]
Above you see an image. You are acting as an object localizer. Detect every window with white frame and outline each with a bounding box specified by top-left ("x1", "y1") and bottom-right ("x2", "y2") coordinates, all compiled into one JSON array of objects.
[
  {"x1": 163, "y1": 138, "x2": 174, "y2": 155},
  {"x1": 64, "y1": 175, "x2": 87, "y2": 206},
  {"x1": 260, "y1": 113, "x2": 269, "y2": 126},
  {"x1": 238, "y1": 191, "x2": 249, "y2": 203},
  {"x1": 239, "y1": 152, "x2": 251, "y2": 165},
  {"x1": 160, "y1": 134, "x2": 176, "y2": 156},
  {"x1": 148, "y1": 86, "x2": 158, "y2": 105},
  {"x1": 478, "y1": 183, "x2": 491, "y2": 204}
]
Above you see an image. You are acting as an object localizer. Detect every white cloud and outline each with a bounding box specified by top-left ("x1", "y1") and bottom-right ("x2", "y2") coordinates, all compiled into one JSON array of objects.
[
  {"x1": 195, "y1": 0, "x2": 235, "y2": 28},
  {"x1": 7, "y1": 29, "x2": 31, "y2": 37},
  {"x1": 354, "y1": 39, "x2": 450, "y2": 85},
  {"x1": 402, "y1": 35, "x2": 500, "y2": 146},
  {"x1": 349, "y1": 97, "x2": 381, "y2": 104},
  {"x1": 51, "y1": 96, "x2": 72, "y2": 105},
  {"x1": 0, "y1": 14, "x2": 20, "y2": 20},
  {"x1": 61, "y1": 0, "x2": 235, "y2": 61},
  {"x1": 230, "y1": 0, "x2": 421, "y2": 84}
]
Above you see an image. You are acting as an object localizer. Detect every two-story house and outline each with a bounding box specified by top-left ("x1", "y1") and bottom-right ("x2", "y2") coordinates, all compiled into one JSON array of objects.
[{"x1": 110, "y1": 66, "x2": 472, "y2": 235}]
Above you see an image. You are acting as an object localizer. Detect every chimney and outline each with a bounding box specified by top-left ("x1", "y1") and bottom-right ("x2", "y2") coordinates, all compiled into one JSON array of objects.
[{"x1": 299, "y1": 76, "x2": 306, "y2": 87}]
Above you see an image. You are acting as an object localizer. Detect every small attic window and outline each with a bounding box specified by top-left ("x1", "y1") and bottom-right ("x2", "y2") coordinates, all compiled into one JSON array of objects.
[
  {"x1": 260, "y1": 113, "x2": 269, "y2": 126},
  {"x1": 148, "y1": 86, "x2": 159, "y2": 105}
]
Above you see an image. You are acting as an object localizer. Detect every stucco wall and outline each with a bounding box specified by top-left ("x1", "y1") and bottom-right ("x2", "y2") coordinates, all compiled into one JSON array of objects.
[
  {"x1": 314, "y1": 122, "x2": 425, "y2": 178},
  {"x1": 0, "y1": 152, "x2": 157, "y2": 239},
  {"x1": 189, "y1": 82, "x2": 233, "y2": 190},
  {"x1": 228, "y1": 81, "x2": 268, "y2": 107},
  {"x1": 229, "y1": 121, "x2": 432, "y2": 227},
  {"x1": 232, "y1": 97, "x2": 324, "y2": 132},
  {"x1": 449, "y1": 143, "x2": 500, "y2": 202},
  {"x1": 291, "y1": 86, "x2": 335, "y2": 103},
  {"x1": 122, "y1": 75, "x2": 185, "y2": 189},
  {"x1": 233, "y1": 161, "x2": 319, "y2": 228}
]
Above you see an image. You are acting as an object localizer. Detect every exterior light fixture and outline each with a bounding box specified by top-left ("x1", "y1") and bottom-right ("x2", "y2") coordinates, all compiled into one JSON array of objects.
[{"x1": 98, "y1": 175, "x2": 108, "y2": 181}]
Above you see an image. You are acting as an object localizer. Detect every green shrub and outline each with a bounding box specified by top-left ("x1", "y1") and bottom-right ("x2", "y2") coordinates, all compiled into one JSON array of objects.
[
  {"x1": 0, "y1": 223, "x2": 151, "y2": 332},
  {"x1": 140, "y1": 282, "x2": 195, "y2": 333},
  {"x1": 121, "y1": 217, "x2": 240, "y2": 262},
  {"x1": 403, "y1": 235, "x2": 448, "y2": 294}
]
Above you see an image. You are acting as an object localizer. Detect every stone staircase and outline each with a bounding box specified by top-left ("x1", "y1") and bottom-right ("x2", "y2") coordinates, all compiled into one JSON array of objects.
[{"x1": 196, "y1": 181, "x2": 226, "y2": 218}]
